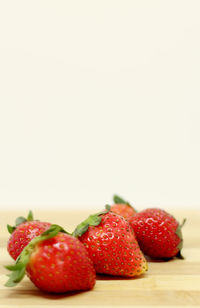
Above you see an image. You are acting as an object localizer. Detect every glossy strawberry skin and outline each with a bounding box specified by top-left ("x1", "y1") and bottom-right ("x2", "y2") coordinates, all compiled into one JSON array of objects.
[
  {"x1": 129, "y1": 208, "x2": 182, "y2": 259},
  {"x1": 78, "y1": 212, "x2": 147, "y2": 277},
  {"x1": 26, "y1": 233, "x2": 96, "y2": 293},
  {"x1": 7, "y1": 221, "x2": 51, "y2": 260},
  {"x1": 110, "y1": 204, "x2": 137, "y2": 219}
]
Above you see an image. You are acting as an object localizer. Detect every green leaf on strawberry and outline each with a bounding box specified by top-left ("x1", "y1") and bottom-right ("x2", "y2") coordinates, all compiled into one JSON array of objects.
[
  {"x1": 7, "y1": 210, "x2": 34, "y2": 234},
  {"x1": 113, "y1": 194, "x2": 131, "y2": 206},
  {"x1": 73, "y1": 210, "x2": 109, "y2": 237}
]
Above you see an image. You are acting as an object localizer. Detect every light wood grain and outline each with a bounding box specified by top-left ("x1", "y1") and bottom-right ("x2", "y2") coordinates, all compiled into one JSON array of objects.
[{"x1": 0, "y1": 210, "x2": 200, "y2": 307}]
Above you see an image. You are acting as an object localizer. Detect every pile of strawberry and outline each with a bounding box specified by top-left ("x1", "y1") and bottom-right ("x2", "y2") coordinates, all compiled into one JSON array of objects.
[{"x1": 5, "y1": 195, "x2": 185, "y2": 293}]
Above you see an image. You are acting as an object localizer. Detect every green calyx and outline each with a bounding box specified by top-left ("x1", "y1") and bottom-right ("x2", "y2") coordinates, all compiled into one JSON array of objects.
[
  {"x1": 176, "y1": 218, "x2": 186, "y2": 259},
  {"x1": 105, "y1": 204, "x2": 111, "y2": 211},
  {"x1": 5, "y1": 224, "x2": 69, "y2": 287},
  {"x1": 7, "y1": 210, "x2": 34, "y2": 234},
  {"x1": 73, "y1": 209, "x2": 109, "y2": 238},
  {"x1": 113, "y1": 194, "x2": 133, "y2": 208}
]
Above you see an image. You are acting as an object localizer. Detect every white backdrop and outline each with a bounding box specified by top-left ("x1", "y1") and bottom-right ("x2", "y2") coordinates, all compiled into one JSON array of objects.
[{"x1": 0, "y1": 0, "x2": 200, "y2": 210}]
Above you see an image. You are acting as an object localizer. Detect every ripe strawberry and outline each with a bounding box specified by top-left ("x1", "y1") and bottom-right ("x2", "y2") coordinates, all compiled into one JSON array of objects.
[
  {"x1": 7, "y1": 211, "x2": 51, "y2": 260},
  {"x1": 129, "y1": 208, "x2": 186, "y2": 259},
  {"x1": 107, "y1": 194, "x2": 137, "y2": 219},
  {"x1": 5, "y1": 225, "x2": 96, "y2": 293},
  {"x1": 73, "y1": 210, "x2": 147, "y2": 277}
]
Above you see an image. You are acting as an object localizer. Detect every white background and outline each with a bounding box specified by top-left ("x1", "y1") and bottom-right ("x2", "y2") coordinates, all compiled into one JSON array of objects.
[{"x1": 0, "y1": 0, "x2": 200, "y2": 211}]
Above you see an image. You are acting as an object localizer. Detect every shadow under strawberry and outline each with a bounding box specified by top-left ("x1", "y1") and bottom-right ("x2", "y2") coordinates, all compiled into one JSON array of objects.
[
  {"x1": 4, "y1": 287, "x2": 87, "y2": 299},
  {"x1": 96, "y1": 273, "x2": 147, "y2": 281},
  {"x1": 145, "y1": 255, "x2": 176, "y2": 263}
]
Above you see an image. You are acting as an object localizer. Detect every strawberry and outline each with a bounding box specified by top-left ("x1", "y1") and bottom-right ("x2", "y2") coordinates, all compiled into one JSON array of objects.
[
  {"x1": 107, "y1": 194, "x2": 137, "y2": 219},
  {"x1": 73, "y1": 209, "x2": 147, "y2": 277},
  {"x1": 7, "y1": 211, "x2": 51, "y2": 260},
  {"x1": 129, "y1": 208, "x2": 186, "y2": 259},
  {"x1": 5, "y1": 225, "x2": 96, "y2": 293}
]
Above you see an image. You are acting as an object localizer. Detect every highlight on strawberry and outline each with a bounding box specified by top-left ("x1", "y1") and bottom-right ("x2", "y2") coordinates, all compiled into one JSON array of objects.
[
  {"x1": 73, "y1": 208, "x2": 148, "y2": 277},
  {"x1": 129, "y1": 208, "x2": 186, "y2": 259},
  {"x1": 5, "y1": 225, "x2": 96, "y2": 293},
  {"x1": 7, "y1": 211, "x2": 51, "y2": 260},
  {"x1": 107, "y1": 194, "x2": 137, "y2": 220}
]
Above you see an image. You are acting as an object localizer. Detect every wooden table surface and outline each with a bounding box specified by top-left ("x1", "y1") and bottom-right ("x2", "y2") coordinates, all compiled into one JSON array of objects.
[{"x1": 0, "y1": 209, "x2": 200, "y2": 307}]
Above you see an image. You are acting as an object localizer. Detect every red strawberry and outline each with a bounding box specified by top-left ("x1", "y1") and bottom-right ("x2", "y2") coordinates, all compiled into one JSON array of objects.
[
  {"x1": 129, "y1": 208, "x2": 186, "y2": 259},
  {"x1": 73, "y1": 209, "x2": 147, "y2": 277},
  {"x1": 7, "y1": 211, "x2": 51, "y2": 260},
  {"x1": 5, "y1": 225, "x2": 96, "y2": 293},
  {"x1": 108, "y1": 195, "x2": 137, "y2": 219}
]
